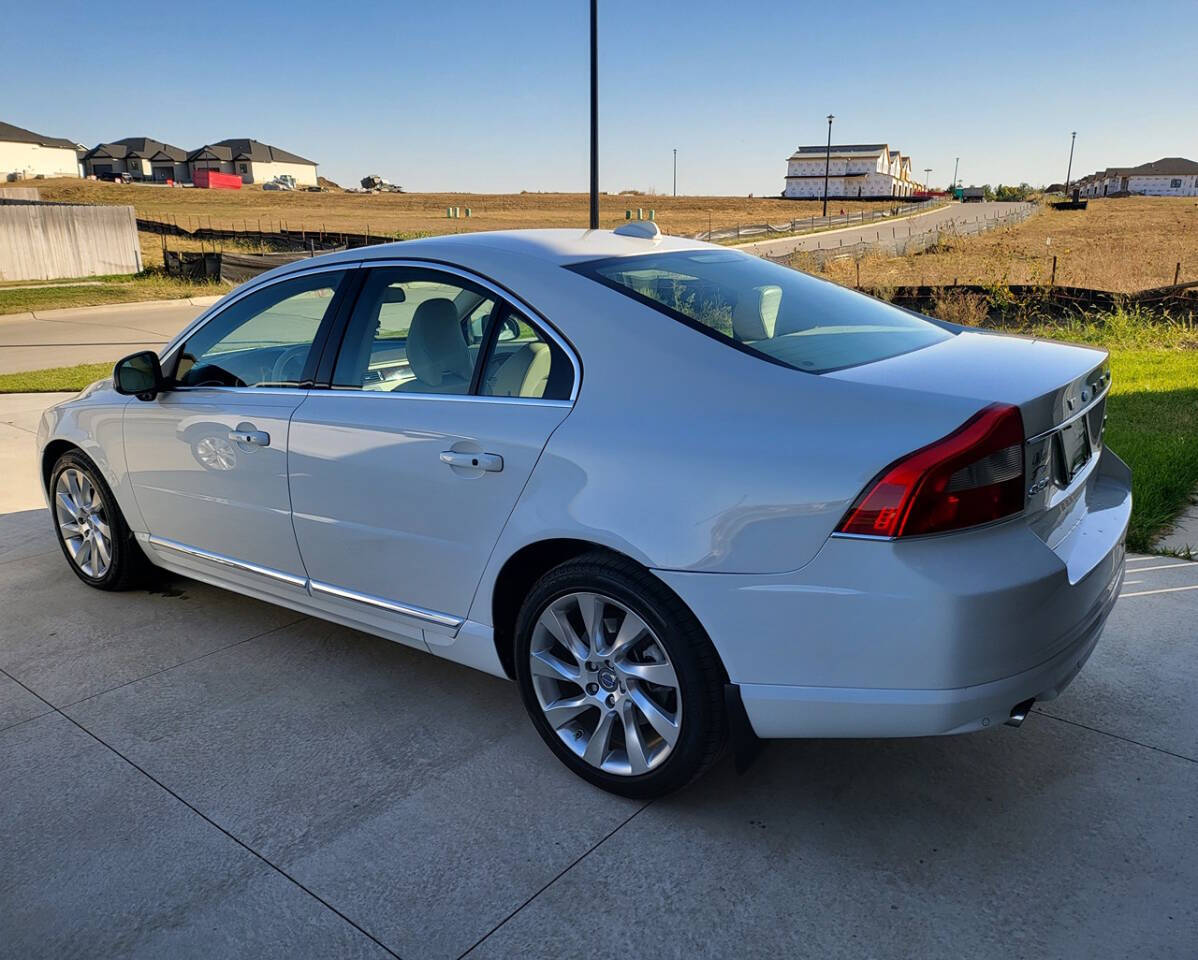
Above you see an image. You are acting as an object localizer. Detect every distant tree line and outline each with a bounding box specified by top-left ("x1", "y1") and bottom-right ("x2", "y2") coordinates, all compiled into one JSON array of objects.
[{"x1": 975, "y1": 183, "x2": 1038, "y2": 201}]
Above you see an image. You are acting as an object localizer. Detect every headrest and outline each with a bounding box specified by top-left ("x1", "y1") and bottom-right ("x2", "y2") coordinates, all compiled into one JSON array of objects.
[
  {"x1": 732, "y1": 284, "x2": 781, "y2": 341},
  {"x1": 406, "y1": 298, "x2": 471, "y2": 386}
]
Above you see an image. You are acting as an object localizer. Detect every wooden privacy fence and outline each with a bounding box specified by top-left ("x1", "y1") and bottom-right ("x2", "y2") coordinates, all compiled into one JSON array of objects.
[{"x1": 0, "y1": 201, "x2": 142, "y2": 281}]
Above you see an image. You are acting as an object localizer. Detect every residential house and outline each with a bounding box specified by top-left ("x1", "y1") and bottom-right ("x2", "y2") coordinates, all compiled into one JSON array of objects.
[
  {"x1": 82, "y1": 138, "x2": 189, "y2": 182},
  {"x1": 188, "y1": 139, "x2": 318, "y2": 186},
  {"x1": 1075, "y1": 158, "x2": 1198, "y2": 198},
  {"x1": 783, "y1": 143, "x2": 920, "y2": 199},
  {"x1": 0, "y1": 121, "x2": 80, "y2": 180}
]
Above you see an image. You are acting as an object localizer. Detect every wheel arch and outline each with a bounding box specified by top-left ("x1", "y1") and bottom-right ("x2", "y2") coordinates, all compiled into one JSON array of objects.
[
  {"x1": 487, "y1": 537, "x2": 727, "y2": 683},
  {"x1": 41, "y1": 438, "x2": 82, "y2": 493}
]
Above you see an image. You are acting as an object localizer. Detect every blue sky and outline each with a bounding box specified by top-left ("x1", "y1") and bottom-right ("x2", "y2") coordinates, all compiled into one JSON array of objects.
[{"x1": 6, "y1": 0, "x2": 1195, "y2": 194}]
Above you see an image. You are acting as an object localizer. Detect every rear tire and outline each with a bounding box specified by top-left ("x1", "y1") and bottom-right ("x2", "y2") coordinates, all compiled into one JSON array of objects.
[
  {"x1": 514, "y1": 551, "x2": 726, "y2": 798},
  {"x1": 50, "y1": 450, "x2": 147, "y2": 591}
]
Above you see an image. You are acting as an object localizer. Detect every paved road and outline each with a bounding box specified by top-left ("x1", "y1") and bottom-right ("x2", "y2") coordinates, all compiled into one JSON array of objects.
[
  {"x1": 738, "y1": 200, "x2": 1030, "y2": 258},
  {"x1": 1, "y1": 394, "x2": 1195, "y2": 959},
  {"x1": 0, "y1": 297, "x2": 217, "y2": 375}
]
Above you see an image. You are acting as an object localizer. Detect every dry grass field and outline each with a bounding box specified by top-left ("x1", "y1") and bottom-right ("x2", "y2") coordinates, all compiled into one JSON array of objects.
[
  {"x1": 24, "y1": 177, "x2": 895, "y2": 244},
  {"x1": 814, "y1": 197, "x2": 1198, "y2": 292}
]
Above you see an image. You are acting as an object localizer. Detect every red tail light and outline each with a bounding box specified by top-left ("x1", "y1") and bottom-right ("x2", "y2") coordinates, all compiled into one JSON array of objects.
[{"x1": 837, "y1": 404, "x2": 1025, "y2": 539}]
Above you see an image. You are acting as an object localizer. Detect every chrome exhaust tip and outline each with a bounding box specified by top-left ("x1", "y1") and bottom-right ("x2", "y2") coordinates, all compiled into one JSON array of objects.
[{"x1": 1006, "y1": 698, "x2": 1036, "y2": 728}]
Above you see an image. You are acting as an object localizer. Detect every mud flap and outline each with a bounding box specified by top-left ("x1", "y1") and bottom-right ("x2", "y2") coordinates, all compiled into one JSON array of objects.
[{"x1": 724, "y1": 683, "x2": 764, "y2": 774}]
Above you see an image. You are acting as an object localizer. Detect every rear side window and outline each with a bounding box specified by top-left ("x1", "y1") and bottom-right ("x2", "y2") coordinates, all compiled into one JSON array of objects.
[{"x1": 569, "y1": 250, "x2": 951, "y2": 373}]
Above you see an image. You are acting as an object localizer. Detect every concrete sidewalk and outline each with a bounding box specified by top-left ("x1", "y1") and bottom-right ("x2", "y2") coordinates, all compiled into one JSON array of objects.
[{"x1": 0, "y1": 297, "x2": 219, "y2": 374}]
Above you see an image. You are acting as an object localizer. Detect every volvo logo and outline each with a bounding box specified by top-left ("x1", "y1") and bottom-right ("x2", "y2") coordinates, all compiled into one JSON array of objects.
[{"x1": 597, "y1": 668, "x2": 618, "y2": 692}]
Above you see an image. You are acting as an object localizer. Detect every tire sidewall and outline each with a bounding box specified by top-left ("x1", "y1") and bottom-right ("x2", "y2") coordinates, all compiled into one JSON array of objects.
[
  {"x1": 50, "y1": 452, "x2": 129, "y2": 590},
  {"x1": 515, "y1": 559, "x2": 720, "y2": 798}
]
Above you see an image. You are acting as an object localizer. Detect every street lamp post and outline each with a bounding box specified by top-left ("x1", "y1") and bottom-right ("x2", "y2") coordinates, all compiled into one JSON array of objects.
[
  {"x1": 588, "y1": 0, "x2": 599, "y2": 229},
  {"x1": 952, "y1": 157, "x2": 959, "y2": 191},
  {"x1": 1064, "y1": 131, "x2": 1077, "y2": 197},
  {"x1": 822, "y1": 114, "x2": 834, "y2": 218},
  {"x1": 924, "y1": 167, "x2": 932, "y2": 192},
  {"x1": 673, "y1": 148, "x2": 677, "y2": 197}
]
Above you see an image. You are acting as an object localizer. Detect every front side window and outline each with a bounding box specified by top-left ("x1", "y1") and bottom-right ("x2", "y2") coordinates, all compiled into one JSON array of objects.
[
  {"x1": 174, "y1": 270, "x2": 345, "y2": 388},
  {"x1": 332, "y1": 267, "x2": 573, "y2": 400},
  {"x1": 570, "y1": 249, "x2": 951, "y2": 374}
]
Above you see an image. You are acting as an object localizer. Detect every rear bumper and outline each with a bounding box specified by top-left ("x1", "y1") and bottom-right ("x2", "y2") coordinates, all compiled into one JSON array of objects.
[
  {"x1": 738, "y1": 558, "x2": 1119, "y2": 737},
  {"x1": 655, "y1": 448, "x2": 1131, "y2": 740}
]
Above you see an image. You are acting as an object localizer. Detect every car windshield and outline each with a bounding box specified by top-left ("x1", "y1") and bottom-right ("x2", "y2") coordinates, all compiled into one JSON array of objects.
[{"x1": 571, "y1": 249, "x2": 953, "y2": 373}]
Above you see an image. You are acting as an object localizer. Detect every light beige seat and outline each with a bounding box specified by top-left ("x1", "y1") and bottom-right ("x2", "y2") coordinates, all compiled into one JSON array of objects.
[
  {"x1": 395, "y1": 298, "x2": 473, "y2": 394},
  {"x1": 486, "y1": 342, "x2": 551, "y2": 398}
]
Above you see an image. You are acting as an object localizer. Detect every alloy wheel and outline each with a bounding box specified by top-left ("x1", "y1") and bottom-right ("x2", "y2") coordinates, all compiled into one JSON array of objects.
[
  {"x1": 55, "y1": 467, "x2": 112, "y2": 578},
  {"x1": 529, "y1": 591, "x2": 682, "y2": 776}
]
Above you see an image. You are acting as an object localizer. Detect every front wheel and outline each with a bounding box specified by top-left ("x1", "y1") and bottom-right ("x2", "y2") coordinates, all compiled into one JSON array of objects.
[
  {"x1": 50, "y1": 450, "x2": 145, "y2": 591},
  {"x1": 514, "y1": 552, "x2": 727, "y2": 798}
]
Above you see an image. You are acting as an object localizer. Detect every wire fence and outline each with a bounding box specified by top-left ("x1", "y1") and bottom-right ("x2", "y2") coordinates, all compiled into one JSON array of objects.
[
  {"x1": 762, "y1": 202, "x2": 1036, "y2": 269},
  {"x1": 690, "y1": 200, "x2": 941, "y2": 242}
]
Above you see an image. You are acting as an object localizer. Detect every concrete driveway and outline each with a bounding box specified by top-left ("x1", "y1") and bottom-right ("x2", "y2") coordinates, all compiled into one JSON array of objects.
[{"x1": 1, "y1": 394, "x2": 1195, "y2": 959}]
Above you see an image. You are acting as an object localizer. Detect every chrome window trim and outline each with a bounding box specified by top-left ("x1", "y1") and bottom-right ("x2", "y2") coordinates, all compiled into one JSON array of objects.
[
  {"x1": 309, "y1": 580, "x2": 463, "y2": 629},
  {"x1": 159, "y1": 261, "x2": 363, "y2": 371},
  {"x1": 321, "y1": 388, "x2": 572, "y2": 409},
  {"x1": 147, "y1": 535, "x2": 308, "y2": 589},
  {"x1": 352, "y1": 258, "x2": 581, "y2": 404},
  {"x1": 164, "y1": 386, "x2": 312, "y2": 398}
]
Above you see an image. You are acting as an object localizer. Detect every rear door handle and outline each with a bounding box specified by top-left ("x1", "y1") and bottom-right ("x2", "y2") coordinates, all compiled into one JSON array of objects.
[
  {"x1": 440, "y1": 450, "x2": 503, "y2": 472},
  {"x1": 229, "y1": 429, "x2": 270, "y2": 447}
]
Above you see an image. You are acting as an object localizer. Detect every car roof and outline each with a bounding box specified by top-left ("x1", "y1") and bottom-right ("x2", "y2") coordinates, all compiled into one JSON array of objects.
[{"x1": 320, "y1": 228, "x2": 713, "y2": 269}]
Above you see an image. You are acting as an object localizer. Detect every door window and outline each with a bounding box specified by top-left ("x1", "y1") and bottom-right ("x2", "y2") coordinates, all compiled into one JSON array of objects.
[
  {"x1": 174, "y1": 270, "x2": 346, "y2": 388},
  {"x1": 332, "y1": 268, "x2": 498, "y2": 394},
  {"x1": 333, "y1": 266, "x2": 574, "y2": 400},
  {"x1": 478, "y1": 313, "x2": 574, "y2": 401}
]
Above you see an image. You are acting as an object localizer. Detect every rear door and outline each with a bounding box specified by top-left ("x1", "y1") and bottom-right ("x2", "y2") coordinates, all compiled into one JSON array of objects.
[{"x1": 287, "y1": 263, "x2": 577, "y2": 643}]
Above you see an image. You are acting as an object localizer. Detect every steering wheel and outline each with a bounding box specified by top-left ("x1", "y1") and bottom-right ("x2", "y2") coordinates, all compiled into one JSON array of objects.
[{"x1": 270, "y1": 345, "x2": 310, "y2": 385}]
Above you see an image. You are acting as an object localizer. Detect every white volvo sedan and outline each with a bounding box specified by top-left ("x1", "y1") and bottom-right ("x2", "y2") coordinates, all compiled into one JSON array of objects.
[{"x1": 37, "y1": 225, "x2": 1130, "y2": 797}]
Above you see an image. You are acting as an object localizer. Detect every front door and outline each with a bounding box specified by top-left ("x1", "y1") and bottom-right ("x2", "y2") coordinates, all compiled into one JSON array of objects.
[
  {"x1": 123, "y1": 267, "x2": 351, "y2": 594},
  {"x1": 287, "y1": 264, "x2": 577, "y2": 641}
]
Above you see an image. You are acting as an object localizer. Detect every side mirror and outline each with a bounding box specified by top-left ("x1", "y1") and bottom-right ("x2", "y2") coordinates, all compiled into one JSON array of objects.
[{"x1": 113, "y1": 350, "x2": 165, "y2": 400}]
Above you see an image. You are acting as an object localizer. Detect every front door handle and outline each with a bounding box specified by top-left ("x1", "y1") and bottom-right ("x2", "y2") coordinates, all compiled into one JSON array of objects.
[
  {"x1": 440, "y1": 450, "x2": 503, "y2": 472},
  {"x1": 229, "y1": 429, "x2": 270, "y2": 447}
]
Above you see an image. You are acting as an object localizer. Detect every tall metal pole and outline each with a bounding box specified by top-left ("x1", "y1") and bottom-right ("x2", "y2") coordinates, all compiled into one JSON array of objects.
[
  {"x1": 589, "y1": 0, "x2": 599, "y2": 229},
  {"x1": 673, "y1": 148, "x2": 677, "y2": 197},
  {"x1": 924, "y1": 167, "x2": 932, "y2": 192},
  {"x1": 1064, "y1": 131, "x2": 1076, "y2": 196},
  {"x1": 952, "y1": 157, "x2": 959, "y2": 190},
  {"x1": 822, "y1": 114, "x2": 834, "y2": 218}
]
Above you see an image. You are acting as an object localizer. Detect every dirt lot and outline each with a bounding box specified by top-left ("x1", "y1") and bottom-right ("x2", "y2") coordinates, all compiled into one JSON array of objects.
[
  {"x1": 816, "y1": 197, "x2": 1198, "y2": 292},
  {"x1": 24, "y1": 178, "x2": 896, "y2": 241}
]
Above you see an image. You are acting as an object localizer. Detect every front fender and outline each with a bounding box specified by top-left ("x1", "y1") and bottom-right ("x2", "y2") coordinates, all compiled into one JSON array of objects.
[{"x1": 38, "y1": 383, "x2": 144, "y2": 533}]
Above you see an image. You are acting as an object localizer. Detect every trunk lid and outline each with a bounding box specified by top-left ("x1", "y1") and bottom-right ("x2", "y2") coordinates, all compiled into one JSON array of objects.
[{"x1": 827, "y1": 329, "x2": 1113, "y2": 563}]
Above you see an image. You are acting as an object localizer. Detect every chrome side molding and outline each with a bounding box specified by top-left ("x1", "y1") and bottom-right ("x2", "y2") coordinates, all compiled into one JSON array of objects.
[
  {"x1": 146, "y1": 535, "x2": 463, "y2": 630},
  {"x1": 147, "y1": 536, "x2": 308, "y2": 589},
  {"x1": 308, "y1": 580, "x2": 463, "y2": 629}
]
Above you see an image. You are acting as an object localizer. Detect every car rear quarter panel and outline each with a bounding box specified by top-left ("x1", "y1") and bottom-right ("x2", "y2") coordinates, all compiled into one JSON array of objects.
[{"x1": 460, "y1": 252, "x2": 990, "y2": 625}]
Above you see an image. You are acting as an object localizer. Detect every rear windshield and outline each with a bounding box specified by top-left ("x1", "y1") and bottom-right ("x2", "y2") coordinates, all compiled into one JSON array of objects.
[{"x1": 569, "y1": 249, "x2": 952, "y2": 373}]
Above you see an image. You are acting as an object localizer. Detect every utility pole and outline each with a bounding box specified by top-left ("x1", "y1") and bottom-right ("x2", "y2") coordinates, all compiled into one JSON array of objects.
[
  {"x1": 924, "y1": 167, "x2": 932, "y2": 192},
  {"x1": 1064, "y1": 131, "x2": 1077, "y2": 196},
  {"x1": 952, "y1": 157, "x2": 959, "y2": 191},
  {"x1": 673, "y1": 148, "x2": 677, "y2": 197},
  {"x1": 822, "y1": 114, "x2": 834, "y2": 218},
  {"x1": 589, "y1": 0, "x2": 599, "y2": 229}
]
